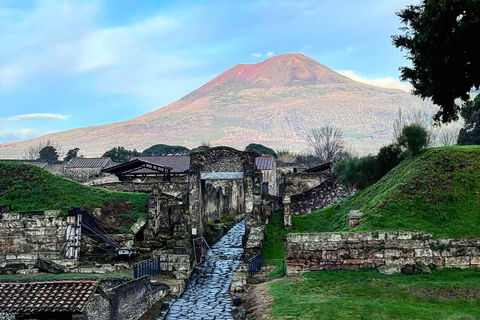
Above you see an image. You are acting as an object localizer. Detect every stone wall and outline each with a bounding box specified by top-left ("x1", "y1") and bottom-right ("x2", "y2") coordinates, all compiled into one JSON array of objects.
[
  {"x1": 0, "y1": 210, "x2": 65, "y2": 266},
  {"x1": 285, "y1": 231, "x2": 480, "y2": 275},
  {"x1": 64, "y1": 167, "x2": 105, "y2": 181},
  {"x1": 95, "y1": 181, "x2": 188, "y2": 198},
  {"x1": 290, "y1": 176, "x2": 355, "y2": 216},
  {"x1": 203, "y1": 179, "x2": 244, "y2": 222},
  {"x1": 284, "y1": 172, "x2": 326, "y2": 197},
  {"x1": 82, "y1": 277, "x2": 168, "y2": 320}
]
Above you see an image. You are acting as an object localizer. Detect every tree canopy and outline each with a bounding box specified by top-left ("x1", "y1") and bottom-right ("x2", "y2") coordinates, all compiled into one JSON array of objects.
[
  {"x1": 38, "y1": 146, "x2": 59, "y2": 164},
  {"x1": 393, "y1": 0, "x2": 480, "y2": 123},
  {"x1": 141, "y1": 144, "x2": 190, "y2": 156},
  {"x1": 64, "y1": 148, "x2": 80, "y2": 162},
  {"x1": 457, "y1": 95, "x2": 480, "y2": 145},
  {"x1": 244, "y1": 143, "x2": 277, "y2": 157},
  {"x1": 102, "y1": 146, "x2": 141, "y2": 163}
]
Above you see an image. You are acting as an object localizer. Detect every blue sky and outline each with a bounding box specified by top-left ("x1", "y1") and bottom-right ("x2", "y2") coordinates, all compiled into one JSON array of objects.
[{"x1": 0, "y1": 0, "x2": 417, "y2": 143}]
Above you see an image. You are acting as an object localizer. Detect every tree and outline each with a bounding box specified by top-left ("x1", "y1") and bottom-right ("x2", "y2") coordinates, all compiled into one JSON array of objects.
[
  {"x1": 102, "y1": 147, "x2": 141, "y2": 163},
  {"x1": 245, "y1": 143, "x2": 277, "y2": 157},
  {"x1": 141, "y1": 144, "x2": 190, "y2": 156},
  {"x1": 23, "y1": 140, "x2": 64, "y2": 160},
  {"x1": 38, "y1": 146, "x2": 59, "y2": 164},
  {"x1": 305, "y1": 126, "x2": 350, "y2": 163},
  {"x1": 64, "y1": 148, "x2": 80, "y2": 162},
  {"x1": 398, "y1": 123, "x2": 429, "y2": 156},
  {"x1": 393, "y1": 0, "x2": 480, "y2": 123}
]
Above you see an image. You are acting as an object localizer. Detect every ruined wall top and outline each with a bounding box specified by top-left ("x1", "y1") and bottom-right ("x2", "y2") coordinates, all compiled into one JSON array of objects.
[{"x1": 189, "y1": 146, "x2": 257, "y2": 174}]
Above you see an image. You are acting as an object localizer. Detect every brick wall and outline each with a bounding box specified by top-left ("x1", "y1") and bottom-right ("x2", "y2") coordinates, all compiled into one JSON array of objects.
[{"x1": 285, "y1": 231, "x2": 480, "y2": 275}]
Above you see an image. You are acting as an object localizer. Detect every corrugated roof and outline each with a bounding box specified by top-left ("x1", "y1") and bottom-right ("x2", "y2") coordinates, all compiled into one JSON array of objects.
[
  {"x1": 0, "y1": 281, "x2": 98, "y2": 314},
  {"x1": 66, "y1": 157, "x2": 111, "y2": 168},
  {"x1": 130, "y1": 155, "x2": 190, "y2": 173},
  {"x1": 255, "y1": 156, "x2": 275, "y2": 170}
]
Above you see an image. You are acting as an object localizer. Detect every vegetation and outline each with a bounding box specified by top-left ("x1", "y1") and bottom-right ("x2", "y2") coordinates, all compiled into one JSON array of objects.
[
  {"x1": 458, "y1": 95, "x2": 480, "y2": 145},
  {"x1": 141, "y1": 144, "x2": 190, "y2": 156},
  {"x1": 102, "y1": 146, "x2": 141, "y2": 163},
  {"x1": 64, "y1": 147, "x2": 80, "y2": 162},
  {"x1": 267, "y1": 268, "x2": 480, "y2": 319},
  {"x1": 295, "y1": 146, "x2": 480, "y2": 238},
  {"x1": 305, "y1": 125, "x2": 351, "y2": 163},
  {"x1": 0, "y1": 161, "x2": 148, "y2": 224},
  {"x1": 38, "y1": 146, "x2": 59, "y2": 164},
  {"x1": 245, "y1": 143, "x2": 277, "y2": 158},
  {"x1": 393, "y1": 0, "x2": 480, "y2": 123},
  {"x1": 23, "y1": 140, "x2": 64, "y2": 161},
  {"x1": 262, "y1": 211, "x2": 287, "y2": 260}
]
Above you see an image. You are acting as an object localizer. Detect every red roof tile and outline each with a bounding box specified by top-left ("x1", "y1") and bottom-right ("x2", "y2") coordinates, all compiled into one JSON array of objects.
[{"x1": 0, "y1": 281, "x2": 98, "y2": 314}]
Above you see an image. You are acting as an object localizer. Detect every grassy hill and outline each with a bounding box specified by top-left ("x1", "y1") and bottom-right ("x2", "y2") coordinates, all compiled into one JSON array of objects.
[
  {"x1": 293, "y1": 146, "x2": 480, "y2": 238},
  {"x1": 0, "y1": 161, "x2": 148, "y2": 230}
]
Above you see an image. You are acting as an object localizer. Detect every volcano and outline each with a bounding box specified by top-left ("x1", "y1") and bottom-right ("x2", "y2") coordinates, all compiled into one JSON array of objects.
[{"x1": 0, "y1": 53, "x2": 434, "y2": 158}]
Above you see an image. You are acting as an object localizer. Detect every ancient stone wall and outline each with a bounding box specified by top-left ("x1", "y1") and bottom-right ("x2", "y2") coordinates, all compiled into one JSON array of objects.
[
  {"x1": 290, "y1": 177, "x2": 355, "y2": 216},
  {"x1": 95, "y1": 181, "x2": 188, "y2": 198},
  {"x1": 203, "y1": 180, "x2": 244, "y2": 222},
  {"x1": 0, "y1": 210, "x2": 65, "y2": 266},
  {"x1": 285, "y1": 232, "x2": 480, "y2": 275},
  {"x1": 284, "y1": 172, "x2": 326, "y2": 197},
  {"x1": 64, "y1": 167, "x2": 106, "y2": 181}
]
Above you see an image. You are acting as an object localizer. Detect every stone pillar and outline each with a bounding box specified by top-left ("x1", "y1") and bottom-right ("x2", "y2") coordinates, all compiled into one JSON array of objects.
[
  {"x1": 188, "y1": 171, "x2": 202, "y2": 237},
  {"x1": 283, "y1": 196, "x2": 292, "y2": 230},
  {"x1": 348, "y1": 210, "x2": 363, "y2": 230}
]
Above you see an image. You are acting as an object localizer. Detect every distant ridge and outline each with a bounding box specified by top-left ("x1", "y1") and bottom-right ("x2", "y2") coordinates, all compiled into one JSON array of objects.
[{"x1": 0, "y1": 53, "x2": 434, "y2": 158}]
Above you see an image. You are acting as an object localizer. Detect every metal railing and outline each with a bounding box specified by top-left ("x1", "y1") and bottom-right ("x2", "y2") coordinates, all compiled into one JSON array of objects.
[
  {"x1": 133, "y1": 255, "x2": 169, "y2": 279},
  {"x1": 248, "y1": 253, "x2": 263, "y2": 277}
]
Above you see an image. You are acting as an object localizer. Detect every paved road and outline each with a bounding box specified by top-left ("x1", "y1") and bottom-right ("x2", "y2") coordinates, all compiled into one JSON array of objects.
[{"x1": 164, "y1": 220, "x2": 244, "y2": 320}]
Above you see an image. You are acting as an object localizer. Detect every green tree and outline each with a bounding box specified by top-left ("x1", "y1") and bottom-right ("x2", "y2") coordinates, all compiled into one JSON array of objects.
[
  {"x1": 141, "y1": 144, "x2": 190, "y2": 156},
  {"x1": 398, "y1": 123, "x2": 429, "y2": 156},
  {"x1": 245, "y1": 143, "x2": 277, "y2": 157},
  {"x1": 102, "y1": 147, "x2": 141, "y2": 163},
  {"x1": 64, "y1": 148, "x2": 80, "y2": 162},
  {"x1": 457, "y1": 95, "x2": 480, "y2": 145},
  {"x1": 393, "y1": 0, "x2": 480, "y2": 123},
  {"x1": 377, "y1": 143, "x2": 403, "y2": 176},
  {"x1": 38, "y1": 146, "x2": 59, "y2": 164}
]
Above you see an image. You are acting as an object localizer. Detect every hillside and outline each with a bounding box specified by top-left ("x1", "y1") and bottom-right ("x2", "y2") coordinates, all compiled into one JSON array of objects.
[
  {"x1": 0, "y1": 162, "x2": 148, "y2": 231},
  {"x1": 293, "y1": 146, "x2": 480, "y2": 238},
  {"x1": 0, "y1": 53, "x2": 434, "y2": 158}
]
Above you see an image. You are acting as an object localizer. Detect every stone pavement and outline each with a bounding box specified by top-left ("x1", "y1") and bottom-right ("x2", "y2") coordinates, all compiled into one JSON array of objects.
[{"x1": 163, "y1": 220, "x2": 245, "y2": 320}]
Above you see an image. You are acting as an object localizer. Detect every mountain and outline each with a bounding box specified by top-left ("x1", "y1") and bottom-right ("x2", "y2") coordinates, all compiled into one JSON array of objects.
[{"x1": 0, "y1": 53, "x2": 435, "y2": 158}]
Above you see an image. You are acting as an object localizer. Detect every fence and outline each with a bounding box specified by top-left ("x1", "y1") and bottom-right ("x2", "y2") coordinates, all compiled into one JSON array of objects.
[
  {"x1": 133, "y1": 255, "x2": 169, "y2": 279},
  {"x1": 263, "y1": 259, "x2": 286, "y2": 278},
  {"x1": 248, "y1": 253, "x2": 263, "y2": 277}
]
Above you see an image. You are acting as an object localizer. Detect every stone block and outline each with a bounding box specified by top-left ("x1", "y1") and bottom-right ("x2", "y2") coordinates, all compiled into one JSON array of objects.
[
  {"x1": 445, "y1": 256, "x2": 470, "y2": 266},
  {"x1": 414, "y1": 248, "x2": 433, "y2": 257},
  {"x1": 377, "y1": 265, "x2": 400, "y2": 274},
  {"x1": 384, "y1": 249, "x2": 400, "y2": 259},
  {"x1": 471, "y1": 257, "x2": 480, "y2": 265},
  {"x1": 17, "y1": 268, "x2": 39, "y2": 275}
]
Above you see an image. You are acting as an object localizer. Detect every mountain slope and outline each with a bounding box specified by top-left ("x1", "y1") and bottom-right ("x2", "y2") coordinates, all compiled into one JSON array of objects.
[
  {"x1": 0, "y1": 53, "x2": 434, "y2": 158},
  {"x1": 293, "y1": 146, "x2": 480, "y2": 238}
]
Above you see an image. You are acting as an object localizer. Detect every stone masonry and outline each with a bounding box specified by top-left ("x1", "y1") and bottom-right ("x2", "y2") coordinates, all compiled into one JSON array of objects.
[{"x1": 286, "y1": 231, "x2": 480, "y2": 275}]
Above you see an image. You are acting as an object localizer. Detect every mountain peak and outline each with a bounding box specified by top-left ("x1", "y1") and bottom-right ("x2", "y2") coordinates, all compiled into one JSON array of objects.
[{"x1": 187, "y1": 53, "x2": 353, "y2": 99}]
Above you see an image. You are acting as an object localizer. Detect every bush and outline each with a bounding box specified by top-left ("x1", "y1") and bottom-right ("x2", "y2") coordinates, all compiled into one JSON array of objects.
[
  {"x1": 335, "y1": 156, "x2": 381, "y2": 190},
  {"x1": 398, "y1": 123, "x2": 429, "y2": 156}
]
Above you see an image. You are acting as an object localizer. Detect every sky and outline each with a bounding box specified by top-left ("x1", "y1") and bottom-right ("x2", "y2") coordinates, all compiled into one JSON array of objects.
[{"x1": 0, "y1": 0, "x2": 418, "y2": 144}]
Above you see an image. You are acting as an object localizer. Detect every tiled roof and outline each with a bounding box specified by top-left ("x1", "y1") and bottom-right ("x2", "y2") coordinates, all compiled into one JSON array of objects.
[
  {"x1": 66, "y1": 157, "x2": 111, "y2": 168},
  {"x1": 130, "y1": 155, "x2": 190, "y2": 174},
  {"x1": 255, "y1": 156, "x2": 275, "y2": 170},
  {"x1": 0, "y1": 281, "x2": 98, "y2": 314}
]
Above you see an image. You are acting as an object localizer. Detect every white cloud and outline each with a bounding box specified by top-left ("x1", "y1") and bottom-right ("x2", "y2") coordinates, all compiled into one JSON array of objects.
[
  {"x1": 266, "y1": 51, "x2": 275, "y2": 57},
  {"x1": 5, "y1": 114, "x2": 70, "y2": 122},
  {"x1": 0, "y1": 65, "x2": 24, "y2": 90},
  {"x1": 337, "y1": 70, "x2": 411, "y2": 92},
  {"x1": 252, "y1": 53, "x2": 263, "y2": 58}
]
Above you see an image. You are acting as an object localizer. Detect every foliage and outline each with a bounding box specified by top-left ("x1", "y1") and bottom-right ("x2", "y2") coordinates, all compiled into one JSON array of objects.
[
  {"x1": 376, "y1": 143, "x2": 403, "y2": 176},
  {"x1": 23, "y1": 140, "x2": 64, "y2": 161},
  {"x1": 294, "y1": 146, "x2": 480, "y2": 238},
  {"x1": 262, "y1": 210, "x2": 288, "y2": 260},
  {"x1": 458, "y1": 95, "x2": 480, "y2": 145},
  {"x1": 102, "y1": 146, "x2": 141, "y2": 163},
  {"x1": 141, "y1": 144, "x2": 190, "y2": 156},
  {"x1": 334, "y1": 156, "x2": 380, "y2": 190},
  {"x1": 398, "y1": 123, "x2": 429, "y2": 156},
  {"x1": 0, "y1": 161, "x2": 148, "y2": 220},
  {"x1": 305, "y1": 126, "x2": 350, "y2": 163},
  {"x1": 275, "y1": 149, "x2": 297, "y2": 163},
  {"x1": 244, "y1": 143, "x2": 277, "y2": 158},
  {"x1": 64, "y1": 148, "x2": 80, "y2": 162},
  {"x1": 38, "y1": 146, "x2": 59, "y2": 164},
  {"x1": 268, "y1": 269, "x2": 480, "y2": 320},
  {"x1": 393, "y1": 0, "x2": 480, "y2": 123}
]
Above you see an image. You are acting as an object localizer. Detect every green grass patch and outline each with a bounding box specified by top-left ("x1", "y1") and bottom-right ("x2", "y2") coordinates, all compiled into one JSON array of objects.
[
  {"x1": 0, "y1": 161, "x2": 148, "y2": 229},
  {"x1": 268, "y1": 268, "x2": 480, "y2": 320},
  {"x1": 263, "y1": 210, "x2": 288, "y2": 260},
  {"x1": 292, "y1": 146, "x2": 480, "y2": 238}
]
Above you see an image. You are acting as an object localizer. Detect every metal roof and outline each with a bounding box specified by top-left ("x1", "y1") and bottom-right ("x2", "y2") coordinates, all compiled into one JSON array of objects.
[
  {"x1": 304, "y1": 162, "x2": 333, "y2": 173},
  {"x1": 65, "y1": 157, "x2": 111, "y2": 168},
  {"x1": 255, "y1": 156, "x2": 275, "y2": 170},
  {"x1": 130, "y1": 155, "x2": 190, "y2": 174}
]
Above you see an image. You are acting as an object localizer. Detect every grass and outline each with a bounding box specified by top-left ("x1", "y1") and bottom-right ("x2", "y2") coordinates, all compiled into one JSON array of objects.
[
  {"x1": 263, "y1": 210, "x2": 288, "y2": 260},
  {"x1": 0, "y1": 161, "x2": 149, "y2": 228},
  {"x1": 268, "y1": 268, "x2": 480, "y2": 320},
  {"x1": 292, "y1": 146, "x2": 480, "y2": 238}
]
